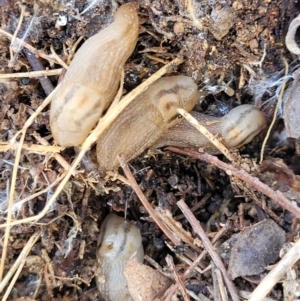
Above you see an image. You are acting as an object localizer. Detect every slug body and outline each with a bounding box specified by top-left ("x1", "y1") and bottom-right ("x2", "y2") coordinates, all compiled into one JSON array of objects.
[
  {"x1": 96, "y1": 213, "x2": 144, "y2": 301},
  {"x1": 50, "y1": 3, "x2": 139, "y2": 147},
  {"x1": 152, "y1": 104, "x2": 266, "y2": 152},
  {"x1": 96, "y1": 75, "x2": 200, "y2": 172}
]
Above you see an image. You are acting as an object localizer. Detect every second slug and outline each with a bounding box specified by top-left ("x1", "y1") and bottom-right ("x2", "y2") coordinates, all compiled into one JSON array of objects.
[
  {"x1": 152, "y1": 104, "x2": 266, "y2": 153},
  {"x1": 96, "y1": 213, "x2": 144, "y2": 301},
  {"x1": 50, "y1": 2, "x2": 139, "y2": 147}
]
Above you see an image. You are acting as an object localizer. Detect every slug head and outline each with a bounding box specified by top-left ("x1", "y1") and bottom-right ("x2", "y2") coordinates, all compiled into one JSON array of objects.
[
  {"x1": 97, "y1": 214, "x2": 144, "y2": 262},
  {"x1": 50, "y1": 82, "x2": 105, "y2": 147},
  {"x1": 221, "y1": 104, "x2": 267, "y2": 148},
  {"x1": 152, "y1": 76, "x2": 200, "y2": 126}
]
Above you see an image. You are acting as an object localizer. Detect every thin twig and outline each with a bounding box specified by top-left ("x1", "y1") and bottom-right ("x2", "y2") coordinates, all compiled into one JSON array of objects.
[
  {"x1": 167, "y1": 147, "x2": 300, "y2": 219},
  {"x1": 118, "y1": 155, "x2": 181, "y2": 245},
  {"x1": 166, "y1": 255, "x2": 191, "y2": 301},
  {"x1": 0, "y1": 142, "x2": 62, "y2": 153},
  {"x1": 177, "y1": 199, "x2": 239, "y2": 301},
  {"x1": 13, "y1": 171, "x2": 67, "y2": 209},
  {"x1": 32, "y1": 132, "x2": 73, "y2": 174},
  {"x1": 164, "y1": 226, "x2": 228, "y2": 301}
]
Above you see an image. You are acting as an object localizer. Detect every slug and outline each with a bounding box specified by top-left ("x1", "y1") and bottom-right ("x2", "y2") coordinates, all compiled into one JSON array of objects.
[
  {"x1": 50, "y1": 2, "x2": 139, "y2": 147},
  {"x1": 96, "y1": 75, "x2": 201, "y2": 172},
  {"x1": 152, "y1": 104, "x2": 266, "y2": 152},
  {"x1": 96, "y1": 213, "x2": 144, "y2": 301}
]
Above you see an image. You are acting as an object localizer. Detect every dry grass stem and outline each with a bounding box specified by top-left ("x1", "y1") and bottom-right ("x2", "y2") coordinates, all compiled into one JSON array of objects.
[
  {"x1": 177, "y1": 199, "x2": 239, "y2": 301},
  {"x1": 67, "y1": 36, "x2": 84, "y2": 65},
  {"x1": 13, "y1": 171, "x2": 67, "y2": 210},
  {"x1": 260, "y1": 57, "x2": 288, "y2": 163},
  {"x1": 0, "y1": 142, "x2": 63, "y2": 153},
  {"x1": 31, "y1": 132, "x2": 73, "y2": 174},
  {"x1": 177, "y1": 108, "x2": 236, "y2": 162},
  {"x1": 50, "y1": 45, "x2": 68, "y2": 69},
  {"x1": 9, "y1": 4, "x2": 25, "y2": 67},
  {"x1": 156, "y1": 209, "x2": 202, "y2": 253},
  {"x1": 164, "y1": 226, "x2": 228, "y2": 301},
  {"x1": 0, "y1": 29, "x2": 61, "y2": 65},
  {"x1": 165, "y1": 242, "x2": 203, "y2": 274},
  {"x1": 215, "y1": 267, "x2": 227, "y2": 301},
  {"x1": 118, "y1": 155, "x2": 182, "y2": 245},
  {"x1": 0, "y1": 68, "x2": 62, "y2": 80},
  {"x1": 248, "y1": 238, "x2": 300, "y2": 301},
  {"x1": 0, "y1": 230, "x2": 41, "y2": 297},
  {"x1": 185, "y1": 0, "x2": 202, "y2": 29},
  {"x1": 166, "y1": 255, "x2": 191, "y2": 301}
]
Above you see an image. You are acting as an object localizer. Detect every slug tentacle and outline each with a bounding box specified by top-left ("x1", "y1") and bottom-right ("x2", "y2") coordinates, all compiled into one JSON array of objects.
[{"x1": 50, "y1": 2, "x2": 139, "y2": 147}]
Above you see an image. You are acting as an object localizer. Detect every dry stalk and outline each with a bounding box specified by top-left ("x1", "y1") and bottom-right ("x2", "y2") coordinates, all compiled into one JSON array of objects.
[
  {"x1": 164, "y1": 226, "x2": 228, "y2": 301},
  {"x1": 166, "y1": 255, "x2": 191, "y2": 301},
  {"x1": 31, "y1": 132, "x2": 72, "y2": 173},
  {"x1": 185, "y1": 0, "x2": 202, "y2": 29},
  {"x1": 118, "y1": 155, "x2": 181, "y2": 245},
  {"x1": 0, "y1": 68, "x2": 62, "y2": 80},
  {"x1": 177, "y1": 108, "x2": 236, "y2": 162},
  {"x1": 0, "y1": 142, "x2": 62, "y2": 153},
  {"x1": 0, "y1": 29, "x2": 63, "y2": 66},
  {"x1": 67, "y1": 36, "x2": 84, "y2": 65},
  {"x1": 0, "y1": 57, "x2": 183, "y2": 231},
  {"x1": 260, "y1": 57, "x2": 288, "y2": 163},
  {"x1": 14, "y1": 171, "x2": 67, "y2": 211},
  {"x1": 248, "y1": 238, "x2": 300, "y2": 301},
  {"x1": 9, "y1": 4, "x2": 25, "y2": 67},
  {"x1": 0, "y1": 88, "x2": 56, "y2": 279},
  {"x1": 177, "y1": 199, "x2": 239, "y2": 301},
  {"x1": 167, "y1": 147, "x2": 300, "y2": 219},
  {"x1": 0, "y1": 230, "x2": 41, "y2": 299},
  {"x1": 50, "y1": 45, "x2": 68, "y2": 69}
]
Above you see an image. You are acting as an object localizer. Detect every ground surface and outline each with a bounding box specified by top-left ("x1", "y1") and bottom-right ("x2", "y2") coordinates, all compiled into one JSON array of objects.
[{"x1": 0, "y1": 0, "x2": 300, "y2": 300}]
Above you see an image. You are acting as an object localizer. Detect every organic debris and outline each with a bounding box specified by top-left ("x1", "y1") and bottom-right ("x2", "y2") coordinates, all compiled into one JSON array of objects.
[{"x1": 0, "y1": 0, "x2": 300, "y2": 301}]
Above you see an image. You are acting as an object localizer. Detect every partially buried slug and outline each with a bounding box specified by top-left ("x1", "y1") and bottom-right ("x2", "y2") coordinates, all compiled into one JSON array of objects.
[
  {"x1": 96, "y1": 75, "x2": 201, "y2": 172},
  {"x1": 152, "y1": 104, "x2": 266, "y2": 152},
  {"x1": 96, "y1": 213, "x2": 144, "y2": 301},
  {"x1": 50, "y1": 2, "x2": 139, "y2": 147}
]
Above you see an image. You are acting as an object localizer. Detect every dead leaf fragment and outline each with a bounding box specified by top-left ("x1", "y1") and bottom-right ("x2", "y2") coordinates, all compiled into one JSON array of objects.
[{"x1": 124, "y1": 254, "x2": 172, "y2": 301}]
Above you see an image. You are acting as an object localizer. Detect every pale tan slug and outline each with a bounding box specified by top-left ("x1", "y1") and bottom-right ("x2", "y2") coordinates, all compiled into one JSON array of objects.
[
  {"x1": 152, "y1": 104, "x2": 266, "y2": 153},
  {"x1": 96, "y1": 75, "x2": 201, "y2": 172},
  {"x1": 50, "y1": 2, "x2": 139, "y2": 147},
  {"x1": 96, "y1": 213, "x2": 144, "y2": 301}
]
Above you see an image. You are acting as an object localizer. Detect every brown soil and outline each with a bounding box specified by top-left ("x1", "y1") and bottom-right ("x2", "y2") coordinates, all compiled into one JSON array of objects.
[{"x1": 0, "y1": 0, "x2": 300, "y2": 300}]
